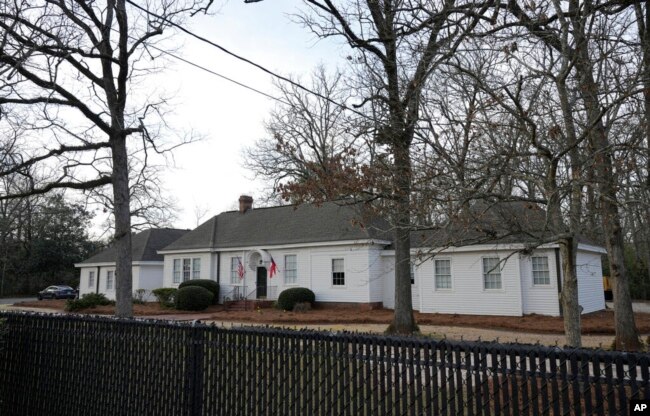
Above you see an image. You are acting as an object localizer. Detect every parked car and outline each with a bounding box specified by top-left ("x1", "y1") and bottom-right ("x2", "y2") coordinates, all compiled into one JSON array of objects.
[{"x1": 37, "y1": 285, "x2": 77, "y2": 300}]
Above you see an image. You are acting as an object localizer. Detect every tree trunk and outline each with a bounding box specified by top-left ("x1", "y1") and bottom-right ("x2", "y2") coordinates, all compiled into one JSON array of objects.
[
  {"x1": 388, "y1": 141, "x2": 417, "y2": 334},
  {"x1": 560, "y1": 240, "x2": 581, "y2": 347},
  {"x1": 570, "y1": 1, "x2": 640, "y2": 350},
  {"x1": 112, "y1": 134, "x2": 133, "y2": 318}
]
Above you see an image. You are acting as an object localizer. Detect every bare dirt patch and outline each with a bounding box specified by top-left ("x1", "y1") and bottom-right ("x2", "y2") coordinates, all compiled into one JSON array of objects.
[
  {"x1": 12, "y1": 301, "x2": 650, "y2": 336},
  {"x1": 14, "y1": 299, "x2": 224, "y2": 316}
]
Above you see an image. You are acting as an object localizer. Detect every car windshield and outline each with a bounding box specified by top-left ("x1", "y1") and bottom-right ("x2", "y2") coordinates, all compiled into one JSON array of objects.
[{"x1": 58, "y1": 286, "x2": 73, "y2": 291}]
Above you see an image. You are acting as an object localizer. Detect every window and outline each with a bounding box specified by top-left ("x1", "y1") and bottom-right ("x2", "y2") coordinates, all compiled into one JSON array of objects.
[
  {"x1": 410, "y1": 263, "x2": 415, "y2": 285},
  {"x1": 284, "y1": 255, "x2": 297, "y2": 284},
  {"x1": 192, "y1": 258, "x2": 201, "y2": 279},
  {"x1": 88, "y1": 271, "x2": 95, "y2": 288},
  {"x1": 174, "y1": 258, "x2": 200, "y2": 283},
  {"x1": 183, "y1": 259, "x2": 191, "y2": 282},
  {"x1": 332, "y1": 259, "x2": 345, "y2": 286},
  {"x1": 173, "y1": 259, "x2": 181, "y2": 283},
  {"x1": 231, "y1": 257, "x2": 242, "y2": 284},
  {"x1": 532, "y1": 256, "x2": 550, "y2": 285},
  {"x1": 434, "y1": 259, "x2": 452, "y2": 289},
  {"x1": 106, "y1": 271, "x2": 114, "y2": 290},
  {"x1": 482, "y1": 257, "x2": 502, "y2": 289}
]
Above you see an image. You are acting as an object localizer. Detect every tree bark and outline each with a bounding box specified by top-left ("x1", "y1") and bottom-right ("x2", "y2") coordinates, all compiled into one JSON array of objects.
[
  {"x1": 111, "y1": 134, "x2": 133, "y2": 318},
  {"x1": 389, "y1": 140, "x2": 417, "y2": 334},
  {"x1": 570, "y1": 0, "x2": 640, "y2": 350}
]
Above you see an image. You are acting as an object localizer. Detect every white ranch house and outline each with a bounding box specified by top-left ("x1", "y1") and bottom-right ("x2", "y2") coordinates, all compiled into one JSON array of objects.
[
  {"x1": 76, "y1": 228, "x2": 188, "y2": 299},
  {"x1": 77, "y1": 197, "x2": 606, "y2": 316}
]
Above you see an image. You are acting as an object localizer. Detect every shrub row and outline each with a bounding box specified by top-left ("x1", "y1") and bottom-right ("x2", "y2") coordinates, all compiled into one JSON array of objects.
[
  {"x1": 66, "y1": 293, "x2": 114, "y2": 312},
  {"x1": 151, "y1": 280, "x2": 220, "y2": 311}
]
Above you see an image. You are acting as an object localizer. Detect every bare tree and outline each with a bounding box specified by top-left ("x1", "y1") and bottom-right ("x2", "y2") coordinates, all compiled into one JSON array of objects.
[
  {"x1": 487, "y1": 0, "x2": 643, "y2": 350},
  {"x1": 0, "y1": 0, "x2": 207, "y2": 317},
  {"x1": 244, "y1": 66, "x2": 370, "y2": 201}
]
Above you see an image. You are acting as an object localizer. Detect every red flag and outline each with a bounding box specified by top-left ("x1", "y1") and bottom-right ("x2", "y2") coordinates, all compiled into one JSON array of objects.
[
  {"x1": 237, "y1": 257, "x2": 245, "y2": 279},
  {"x1": 269, "y1": 256, "x2": 278, "y2": 278}
]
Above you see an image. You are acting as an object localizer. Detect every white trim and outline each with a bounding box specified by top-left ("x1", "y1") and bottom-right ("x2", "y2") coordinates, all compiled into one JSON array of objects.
[
  {"x1": 577, "y1": 243, "x2": 607, "y2": 254},
  {"x1": 481, "y1": 256, "x2": 504, "y2": 291},
  {"x1": 530, "y1": 255, "x2": 552, "y2": 287},
  {"x1": 433, "y1": 257, "x2": 453, "y2": 291},
  {"x1": 158, "y1": 239, "x2": 392, "y2": 255},
  {"x1": 157, "y1": 248, "x2": 213, "y2": 255},
  {"x1": 75, "y1": 261, "x2": 163, "y2": 268},
  {"x1": 381, "y1": 241, "x2": 607, "y2": 256},
  {"x1": 331, "y1": 258, "x2": 346, "y2": 288}
]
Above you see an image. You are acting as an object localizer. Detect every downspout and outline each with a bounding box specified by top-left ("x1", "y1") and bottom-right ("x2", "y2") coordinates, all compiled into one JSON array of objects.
[
  {"x1": 216, "y1": 252, "x2": 221, "y2": 302},
  {"x1": 555, "y1": 247, "x2": 563, "y2": 316}
]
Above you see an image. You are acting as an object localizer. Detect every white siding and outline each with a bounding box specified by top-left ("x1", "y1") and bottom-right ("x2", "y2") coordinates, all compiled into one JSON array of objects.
[
  {"x1": 136, "y1": 265, "x2": 165, "y2": 291},
  {"x1": 520, "y1": 249, "x2": 561, "y2": 316},
  {"x1": 382, "y1": 256, "x2": 395, "y2": 309},
  {"x1": 77, "y1": 266, "x2": 116, "y2": 299},
  {"x1": 380, "y1": 257, "x2": 421, "y2": 311},
  {"x1": 368, "y1": 247, "x2": 385, "y2": 303},
  {"x1": 98, "y1": 267, "x2": 116, "y2": 300},
  {"x1": 414, "y1": 250, "x2": 523, "y2": 316},
  {"x1": 577, "y1": 250, "x2": 605, "y2": 314},
  {"x1": 217, "y1": 244, "x2": 376, "y2": 304},
  {"x1": 162, "y1": 252, "x2": 214, "y2": 288},
  {"x1": 78, "y1": 267, "x2": 97, "y2": 297}
]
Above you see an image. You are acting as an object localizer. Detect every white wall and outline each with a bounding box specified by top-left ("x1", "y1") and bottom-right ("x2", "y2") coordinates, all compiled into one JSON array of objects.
[
  {"x1": 78, "y1": 267, "x2": 98, "y2": 297},
  {"x1": 368, "y1": 247, "x2": 385, "y2": 303},
  {"x1": 162, "y1": 252, "x2": 214, "y2": 288},
  {"x1": 520, "y1": 249, "x2": 561, "y2": 316},
  {"x1": 380, "y1": 256, "x2": 421, "y2": 311},
  {"x1": 384, "y1": 250, "x2": 524, "y2": 316},
  {"x1": 577, "y1": 250, "x2": 605, "y2": 314},
  {"x1": 79, "y1": 264, "x2": 163, "y2": 300},
  {"x1": 136, "y1": 265, "x2": 165, "y2": 291},
  {"x1": 217, "y1": 244, "x2": 379, "y2": 303}
]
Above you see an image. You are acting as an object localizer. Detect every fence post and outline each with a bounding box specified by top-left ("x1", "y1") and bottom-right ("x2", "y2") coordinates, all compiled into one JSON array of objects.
[{"x1": 190, "y1": 322, "x2": 204, "y2": 416}]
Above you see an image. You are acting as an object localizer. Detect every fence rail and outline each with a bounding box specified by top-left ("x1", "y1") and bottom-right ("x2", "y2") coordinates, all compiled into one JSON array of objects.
[{"x1": 0, "y1": 312, "x2": 648, "y2": 415}]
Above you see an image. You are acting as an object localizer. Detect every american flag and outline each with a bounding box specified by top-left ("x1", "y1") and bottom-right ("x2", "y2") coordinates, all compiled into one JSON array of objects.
[
  {"x1": 237, "y1": 257, "x2": 245, "y2": 279},
  {"x1": 269, "y1": 256, "x2": 278, "y2": 278}
]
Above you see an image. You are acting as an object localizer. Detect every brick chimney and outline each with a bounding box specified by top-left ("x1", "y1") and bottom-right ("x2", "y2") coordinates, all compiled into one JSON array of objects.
[{"x1": 238, "y1": 195, "x2": 253, "y2": 213}]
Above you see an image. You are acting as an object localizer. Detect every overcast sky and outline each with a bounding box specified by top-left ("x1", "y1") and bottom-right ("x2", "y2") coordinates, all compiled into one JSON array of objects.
[{"x1": 127, "y1": 0, "x2": 345, "y2": 231}]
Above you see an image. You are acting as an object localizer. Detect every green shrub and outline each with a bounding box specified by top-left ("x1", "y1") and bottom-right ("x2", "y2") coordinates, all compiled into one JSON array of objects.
[
  {"x1": 175, "y1": 286, "x2": 213, "y2": 311},
  {"x1": 65, "y1": 293, "x2": 113, "y2": 312},
  {"x1": 277, "y1": 287, "x2": 315, "y2": 311},
  {"x1": 133, "y1": 289, "x2": 149, "y2": 304},
  {"x1": 152, "y1": 288, "x2": 178, "y2": 307},
  {"x1": 179, "y1": 279, "x2": 220, "y2": 304}
]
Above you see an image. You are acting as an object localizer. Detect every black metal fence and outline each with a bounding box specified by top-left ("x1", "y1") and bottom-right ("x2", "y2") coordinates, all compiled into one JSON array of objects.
[{"x1": 0, "y1": 312, "x2": 648, "y2": 415}]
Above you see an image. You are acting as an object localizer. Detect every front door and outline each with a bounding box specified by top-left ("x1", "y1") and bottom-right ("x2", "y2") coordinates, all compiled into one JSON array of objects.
[{"x1": 256, "y1": 267, "x2": 267, "y2": 298}]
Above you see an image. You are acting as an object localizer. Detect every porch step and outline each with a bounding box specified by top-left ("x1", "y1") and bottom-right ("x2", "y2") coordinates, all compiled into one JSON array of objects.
[{"x1": 224, "y1": 300, "x2": 248, "y2": 311}]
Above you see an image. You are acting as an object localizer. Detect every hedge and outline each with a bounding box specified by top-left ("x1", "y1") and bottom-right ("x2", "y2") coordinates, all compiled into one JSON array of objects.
[
  {"x1": 277, "y1": 287, "x2": 315, "y2": 311},
  {"x1": 179, "y1": 279, "x2": 220, "y2": 304},
  {"x1": 175, "y1": 286, "x2": 214, "y2": 311}
]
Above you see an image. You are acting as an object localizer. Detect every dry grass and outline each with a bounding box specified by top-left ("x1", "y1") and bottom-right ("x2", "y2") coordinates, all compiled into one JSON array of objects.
[{"x1": 13, "y1": 300, "x2": 650, "y2": 335}]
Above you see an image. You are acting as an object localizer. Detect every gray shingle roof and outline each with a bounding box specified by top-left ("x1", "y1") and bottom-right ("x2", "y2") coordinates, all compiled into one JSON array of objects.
[
  {"x1": 80, "y1": 228, "x2": 189, "y2": 264},
  {"x1": 407, "y1": 201, "x2": 562, "y2": 249},
  {"x1": 161, "y1": 202, "x2": 392, "y2": 251}
]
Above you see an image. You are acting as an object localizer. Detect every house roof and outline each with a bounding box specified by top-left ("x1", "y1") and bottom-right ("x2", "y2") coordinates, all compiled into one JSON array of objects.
[
  {"x1": 406, "y1": 201, "x2": 560, "y2": 249},
  {"x1": 161, "y1": 202, "x2": 392, "y2": 251},
  {"x1": 80, "y1": 228, "x2": 189, "y2": 264}
]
